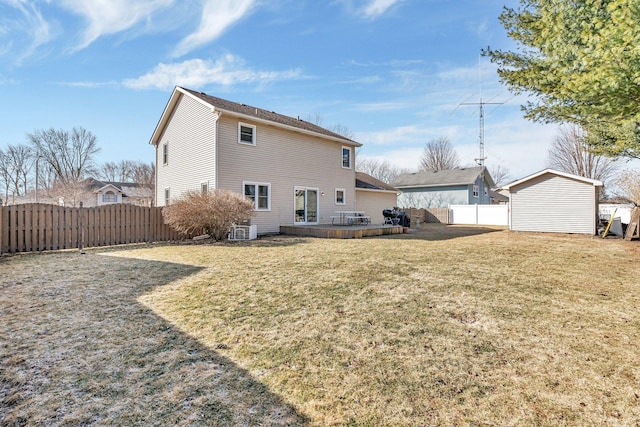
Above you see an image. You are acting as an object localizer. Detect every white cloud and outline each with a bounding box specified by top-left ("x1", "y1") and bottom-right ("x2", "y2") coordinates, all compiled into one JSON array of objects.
[
  {"x1": 172, "y1": 0, "x2": 255, "y2": 58},
  {"x1": 355, "y1": 125, "x2": 430, "y2": 146},
  {"x1": 355, "y1": 101, "x2": 408, "y2": 112},
  {"x1": 122, "y1": 54, "x2": 302, "y2": 90},
  {"x1": 1, "y1": 0, "x2": 52, "y2": 64},
  {"x1": 360, "y1": 0, "x2": 404, "y2": 19},
  {"x1": 60, "y1": 0, "x2": 174, "y2": 51}
]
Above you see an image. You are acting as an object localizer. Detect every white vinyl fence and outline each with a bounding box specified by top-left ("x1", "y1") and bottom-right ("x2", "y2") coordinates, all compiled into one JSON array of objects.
[{"x1": 450, "y1": 204, "x2": 509, "y2": 226}]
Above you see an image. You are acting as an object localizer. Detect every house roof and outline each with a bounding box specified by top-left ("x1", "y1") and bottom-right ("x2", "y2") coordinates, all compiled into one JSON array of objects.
[
  {"x1": 355, "y1": 172, "x2": 399, "y2": 192},
  {"x1": 502, "y1": 168, "x2": 603, "y2": 190},
  {"x1": 85, "y1": 178, "x2": 153, "y2": 198},
  {"x1": 391, "y1": 166, "x2": 495, "y2": 189},
  {"x1": 150, "y1": 86, "x2": 360, "y2": 147}
]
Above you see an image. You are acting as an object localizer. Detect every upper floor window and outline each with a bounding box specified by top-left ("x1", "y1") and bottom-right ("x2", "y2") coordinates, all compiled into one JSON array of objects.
[
  {"x1": 238, "y1": 122, "x2": 256, "y2": 145},
  {"x1": 163, "y1": 142, "x2": 168, "y2": 165},
  {"x1": 244, "y1": 182, "x2": 270, "y2": 211},
  {"x1": 342, "y1": 146, "x2": 351, "y2": 168},
  {"x1": 473, "y1": 185, "x2": 479, "y2": 198},
  {"x1": 103, "y1": 191, "x2": 116, "y2": 203}
]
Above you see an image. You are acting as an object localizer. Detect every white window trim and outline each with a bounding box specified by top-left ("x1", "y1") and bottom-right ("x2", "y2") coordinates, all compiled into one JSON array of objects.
[
  {"x1": 164, "y1": 187, "x2": 170, "y2": 205},
  {"x1": 472, "y1": 185, "x2": 479, "y2": 198},
  {"x1": 238, "y1": 122, "x2": 257, "y2": 146},
  {"x1": 335, "y1": 188, "x2": 346, "y2": 205},
  {"x1": 342, "y1": 146, "x2": 351, "y2": 169},
  {"x1": 162, "y1": 142, "x2": 168, "y2": 165},
  {"x1": 103, "y1": 190, "x2": 117, "y2": 203},
  {"x1": 243, "y1": 181, "x2": 271, "y2": 211},
  {"x1": 201, "y1": 181, "x2": 209, "y2": 195}
]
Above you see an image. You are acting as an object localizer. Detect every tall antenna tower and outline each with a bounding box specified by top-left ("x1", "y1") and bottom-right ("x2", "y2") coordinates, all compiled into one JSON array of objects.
[{"x1": 459, "y1": 55, "x2": 503, "y2": 168}]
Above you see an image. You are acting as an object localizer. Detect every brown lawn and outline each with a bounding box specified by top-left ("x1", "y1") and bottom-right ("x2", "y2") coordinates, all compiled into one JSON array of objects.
[{"x1": 1, "y1": 224, "x2": 639, "y2": 426}]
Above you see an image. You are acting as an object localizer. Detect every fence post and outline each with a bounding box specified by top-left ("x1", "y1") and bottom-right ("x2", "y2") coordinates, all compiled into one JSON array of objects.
[
  {"x1": 79, "y1": 202, "x2": 85, "y2": 253},
  {"x1": 0, "y1": 204, "x2": 3, "y2": 255}
]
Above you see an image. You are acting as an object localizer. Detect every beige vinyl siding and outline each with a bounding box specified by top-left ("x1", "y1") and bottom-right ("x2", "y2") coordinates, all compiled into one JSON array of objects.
[
  {"x1": 155, "y1": 94, "x2": 217, "y2": 206},
  {"x1": 216, "y1": 115, "x2": 355, "y2": 233},
  {"x1": 356, "y1": 190, "x2": 398, "y2": 225},
  {"x1": 510, "y1": 174, "x2": 597, "y2": 234}
]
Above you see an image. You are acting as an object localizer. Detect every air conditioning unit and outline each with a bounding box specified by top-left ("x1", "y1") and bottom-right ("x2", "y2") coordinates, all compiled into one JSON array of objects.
[{"x1": 228, "y1": 224, "x2": 257, "y2": 241}]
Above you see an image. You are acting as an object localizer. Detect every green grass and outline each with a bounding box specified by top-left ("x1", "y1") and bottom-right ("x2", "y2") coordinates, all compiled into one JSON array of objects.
[{"x1": 1, "y1": 225, "x2": 639, "y2": 426}]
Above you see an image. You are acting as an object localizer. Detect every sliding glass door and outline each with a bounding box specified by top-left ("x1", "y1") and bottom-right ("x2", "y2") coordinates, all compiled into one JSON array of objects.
[{"x1": 294, "y1": 187, "x2": 318, "y2": 224}]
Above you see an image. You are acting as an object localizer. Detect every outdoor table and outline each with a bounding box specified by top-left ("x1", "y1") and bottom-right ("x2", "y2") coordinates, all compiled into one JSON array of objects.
[{"x1": 332, "y1": 211, "x2": 370, "y2": 226}]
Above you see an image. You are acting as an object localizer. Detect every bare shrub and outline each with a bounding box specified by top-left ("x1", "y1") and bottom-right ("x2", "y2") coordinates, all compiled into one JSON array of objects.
[{"x1": 162, "y1": 189, "x2": 255, "y2": 241}]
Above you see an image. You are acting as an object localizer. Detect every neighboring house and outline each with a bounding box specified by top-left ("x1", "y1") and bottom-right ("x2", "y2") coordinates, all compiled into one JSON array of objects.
[
  {"x1": 86, "y1": 178, "x2": 154, "y2": 207},
  {"x1": 355, "y1": 172, "x2": 399, "y2": 224},
  {"x1": 7, "y1": 178, "x2": 153, "y2": 207},
  {"x1": 490, "y1": 188, "x2": 510, "y2": 204},
  {"x1": 502, "y1": 169, "x2": 603, "y2": 235},
  {"x1": 392, "y1": 166, "x2": 495, "y2": 208},
  {"x1": 150, "y1": 86, "x2": 365, "y2": 234}
]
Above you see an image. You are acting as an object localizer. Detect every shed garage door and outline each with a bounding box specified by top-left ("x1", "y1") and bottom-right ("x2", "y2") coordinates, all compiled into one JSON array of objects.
[{"x1": 510, "y1": 174, "x2": 597, "y2": 234}]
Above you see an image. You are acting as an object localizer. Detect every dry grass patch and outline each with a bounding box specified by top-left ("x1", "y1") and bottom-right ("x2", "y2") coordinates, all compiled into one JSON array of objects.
[
  {"x1": 1, "y1": 224, "x2": 639, "y2": 426},
  {"x1": 0, "y1": 251, "x2": 306, "y2": 426}
]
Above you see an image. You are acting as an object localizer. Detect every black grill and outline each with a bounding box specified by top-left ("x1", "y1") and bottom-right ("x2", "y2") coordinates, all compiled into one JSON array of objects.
[{"x1": 382, "y1": 207, "x2": 409, "y2": 227}]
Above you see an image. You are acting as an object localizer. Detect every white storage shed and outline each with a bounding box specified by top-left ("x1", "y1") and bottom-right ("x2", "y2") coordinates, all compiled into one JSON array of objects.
[{"x1": 503, "y1": 169, "x2": 603, "y2": 235}]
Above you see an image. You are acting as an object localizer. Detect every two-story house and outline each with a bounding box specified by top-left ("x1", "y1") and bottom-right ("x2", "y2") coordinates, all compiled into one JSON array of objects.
[{"x1": 150, "y1": 86, "x2": 365, "y2": 235}]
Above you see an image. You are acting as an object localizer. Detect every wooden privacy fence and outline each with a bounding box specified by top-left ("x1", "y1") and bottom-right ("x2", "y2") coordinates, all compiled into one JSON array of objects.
[
  {"x1": 406, "y1": 207, "x2": 450, "y2": 225},
  {"x1": 0, "y1": 203, "x2": 184, "y2": 254}
]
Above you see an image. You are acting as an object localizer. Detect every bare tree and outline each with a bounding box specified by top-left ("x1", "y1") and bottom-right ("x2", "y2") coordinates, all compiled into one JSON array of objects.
[
  {"x1": 306, "y1": 113, "x2": 354, "y2": 139},
  {"x1": 0, "y1": 144, "x2": 33, "y2": 202},
  {"x1": 99, "y1": 160, "x2": 154, "y2": 185},
  {"x1": 99, "y1": 160, "x2": 139, "y2": 182},
  {"x1": 0, "y1": 149, "x2": 12, "y2": 204},
  {"x1": 489, "y1": 164, "x2": 512, "y2": 187},
  {"x1": 419, "y1": 137, "x2": 460, "y2": 171},
  {"x1": 356, "y1": 157, "x2": 409, "y2": 184},
  {"x1": 28, "y1": 127, "x2": 100, "y2": 185},
  {"x1": 52, "y1": 179, "x2": 93, "y2": 207},
  {"x1": 616, "y1": 169, "x2": 640, "y2": 206},
  {"x1": 329, "y1": 124, "x2": 354, "y2": 140},
  {"x1": 547, "y1": 124, "x2": 617, "y2": 184},
  {"x1": 130, "y1": 161, "x2": 155, "y2": 188}
]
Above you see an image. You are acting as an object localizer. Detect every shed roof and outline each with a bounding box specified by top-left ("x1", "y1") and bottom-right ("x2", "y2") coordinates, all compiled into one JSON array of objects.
[
  {"x1": 392, "y1": 166, "x2": 494, "y2": 189},
  {"x1": 355, "y1": 172, "x2": 399, "y2": 192},
  {"x1": 502, "y1": 169, "x2": 603, "y2": 190},
  {"x1": 150, "y1": 86, "x2": 360, "y2": 147}
]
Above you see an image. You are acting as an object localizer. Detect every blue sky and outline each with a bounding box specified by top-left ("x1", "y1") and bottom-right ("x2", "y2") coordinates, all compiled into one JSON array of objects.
[{"x1": 0, "y1": 0, "x2": 560, "y2": 181}]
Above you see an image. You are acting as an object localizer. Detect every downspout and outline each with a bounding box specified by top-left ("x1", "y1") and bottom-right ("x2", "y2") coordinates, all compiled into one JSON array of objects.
[
  {"x1": 213, "y1": 110, "x2": 221, "y2": 190},
  {"x1": 154, "y1": 144, "x2": 158, "y2": 207}
]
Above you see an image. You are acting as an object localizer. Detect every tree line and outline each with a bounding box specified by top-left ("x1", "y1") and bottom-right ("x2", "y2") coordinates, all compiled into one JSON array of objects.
[{"x1": 0, "y1": 127, "x2": 154, "y2": 206}]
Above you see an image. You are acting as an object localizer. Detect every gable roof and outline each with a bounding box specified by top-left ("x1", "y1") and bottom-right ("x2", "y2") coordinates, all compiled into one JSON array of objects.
[
  {"x1": 150, "y1": 86, "x2": 360, "y2": 147},
  {"x1": 502, "y1": 168, "x2": 603, "y2": 190},
  {"x1": 355, "y1": 172, "x2": 399, "y2": 192},
  {"x1": 391, "y1": 166, "x2": 495, "y2": 189},
  {"x1": 85, "y1": 178, "x2": 153, "y2": 198}
]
